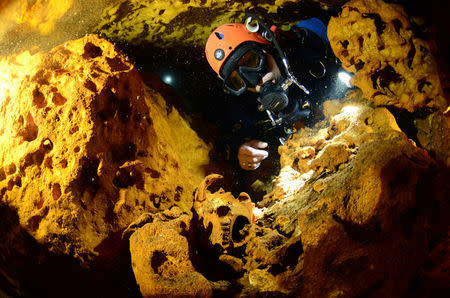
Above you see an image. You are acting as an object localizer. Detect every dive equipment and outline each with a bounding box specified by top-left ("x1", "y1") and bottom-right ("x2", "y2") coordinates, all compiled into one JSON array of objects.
[
  {"x1": 242, "y1": 14, "x2": 311, "y2": 142},
  {"x1": 222, "y1": 45, "x2": 268, "y2": 96},
  {"x1": 205, "y1": 15, "x2": 335, "y2": 144},
  {"x1": 205, "y1": 23, "x2": 270, "y2": 79}
]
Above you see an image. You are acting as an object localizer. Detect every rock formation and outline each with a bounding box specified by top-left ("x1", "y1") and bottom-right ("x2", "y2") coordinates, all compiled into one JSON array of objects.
[
  {"x1": 327, "y1": 0, "x2": 447, "y2": 112},
  {"x1": 194, "y1": 174, "x2": 255, "y2": 254},
  {"x1": 95, "y1": 0, "x2": 347, "y2": 48},
  {"x1": 125, "y1": 207, "x2": 213, "y2": 297},
  {"x1": 0, "y1": 0, "x2": 448, "y2": 297},
  {"x1": 13, "y1": 0, "x2": 74, "y2": 35},
  {"x1": 125, "y1": 89, "x2": 448, "y2": 296},
  {"x1": 0, "y1": 34, "x2": 210, "y2": 268},
  {"x1": 124, "y1": 1, "x2": 448, "y2": 296},
  {"x1": 267, "y1": 92, "x2": 446, "y2": 296},
  {"x1": 0, "y1": 0, "x2": 349, "y2": 57}
]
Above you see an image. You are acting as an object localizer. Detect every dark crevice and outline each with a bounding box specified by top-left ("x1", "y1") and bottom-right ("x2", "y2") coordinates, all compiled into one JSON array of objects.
[
  {"x1": 362, "y1": 13, "x2": 386, "y2": 35},
  {"x1": 151, "y1": 250, "x2": 168, "y2": 274},
  {"x1": 82, "y1": 42, "x2": 103, "y2": 59},
  {"x1": 371, "y1": 65, "x2": 403, "y2": 91}
]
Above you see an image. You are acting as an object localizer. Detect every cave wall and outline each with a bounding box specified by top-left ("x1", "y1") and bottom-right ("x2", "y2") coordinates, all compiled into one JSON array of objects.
[
  {"x1": 124, "y1": 90, "x2": 448, "y2": 297},
  {"x1": 94, "y1": 0, "x2": 348, "y2": 48},
  {"x1": 121, "y1": 0, "x2": 449, "y2": 296},
  {"x1": 328, "y1": 0, "x2": 446, "y2": 112},
  {"x1": 328, "y1": 0, "x2": 449, "y2": 167},
  {"x1": 0, "y1": 34, "x2": 210, "y2": 273},
  {"x1": 0, "y1": 0, "x2": 448, "y2": 297},
  {"x1": 0, "y1": 0, "x2": 348, "y2": 56}
]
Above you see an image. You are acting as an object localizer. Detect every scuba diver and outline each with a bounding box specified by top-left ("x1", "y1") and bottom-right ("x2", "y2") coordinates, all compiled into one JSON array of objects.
[{"x1": 204, "y1": 15, "x2": 349, "y2": 199}]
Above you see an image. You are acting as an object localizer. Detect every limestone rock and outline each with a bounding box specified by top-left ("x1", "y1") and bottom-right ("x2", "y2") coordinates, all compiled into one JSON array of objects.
[
  {"x1": 260, "y1": 90, "x2": 448, "y2": 296},
  {"x1": 0, "y1": 34, "x2": 210, "y2": 265},
  {"x1": 12, "y1": 0, "x2": 74, "y2": 35},
  {"x1": 0, "y1": 0, "x2": 118, "y2": 56},
  {"x1": 0, "y1": 0, "x2": 350, "y2": 58},
  {"x1": 196, "y1": 90, "x2": 447, "y2": 297},
  {"x1": 328, "y1": 0, "x2": 448, "y2": 112},
  {"x1": 122, "y1": 90, "x2": 448, "y2": 297},
  {"x1": 128, "y1": 208, "x2": 212, "y2": 297},
  {"x1": 415, "y1": 111, "x2": 450, "y2": 166},
  {"x1": 95, "y1": 0, "x2": 346, "y2": 48}
]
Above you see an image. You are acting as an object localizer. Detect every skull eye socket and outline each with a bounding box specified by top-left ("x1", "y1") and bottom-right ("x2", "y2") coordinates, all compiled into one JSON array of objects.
[
  {"x1": 232, "y1": 215, "x2": 250, "y2": 243},
  {"x1": 216, "y1": 205, "x2": 231, "y2": 217}
]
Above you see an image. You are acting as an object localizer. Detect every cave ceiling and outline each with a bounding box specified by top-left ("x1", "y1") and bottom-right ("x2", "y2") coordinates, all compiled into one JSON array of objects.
[
  {"x1": 0, "y1": 0, "x2": 349, "y2": 55},
  {"x1": 1, "y1": 1, "x2": 447, "y2": 108},
  {"x1": 0, "y1": 0, "x2": 356, "y2": 117}
]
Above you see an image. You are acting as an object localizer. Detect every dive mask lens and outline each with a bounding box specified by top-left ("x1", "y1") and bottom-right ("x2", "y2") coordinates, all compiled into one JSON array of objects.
[
  {"x1": 239, "y1": 50, "x2": 267, "y2": 87},
  {"x1": 237, "y1": 50, "x2": 263, "y2": 69},
  {"x1": 223, "y1": 70, "x2": 246, "y2": 95}
]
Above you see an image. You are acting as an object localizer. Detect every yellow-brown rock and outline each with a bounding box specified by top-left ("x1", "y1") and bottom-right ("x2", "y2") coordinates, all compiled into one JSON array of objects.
[
  {"x1": 0, "y1": 0, "x2": 118, "y2": 56},
  {"x1": 13, "y1": 0, "x2": 73, "y2": 35},
  {"x1": 145, "y1": 89, "x2": 447, "y2": 297},
  {"x1": 128, "y1": 207, "x2": 213, "y2": 297},
  {"x1": 258, "y1": 90, "x2": 447, "y2": 296},
  {"x1": 193, "y1": 174, "x2": 255, "y2": 253},
  {"x1": 95, "y1": 0, "x2": 345, "y2": 48},
  {"x1": 0, "y1": 34, "x2": 210, "y2": 264},
  {"x1": 0, "y1": 0, "x2": 350, "y2": 58},
  {"x1": 415, "y1": 111, "x2": 450, "y2": 166},
  {"x1": 328, "y1": 0, "x2": 448, "y2": 112}
]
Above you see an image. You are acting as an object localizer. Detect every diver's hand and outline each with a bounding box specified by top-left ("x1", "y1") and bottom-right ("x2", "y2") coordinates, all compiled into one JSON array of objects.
[{"x1": 238, "y1": 140, "x2": 269, "y2": 171}]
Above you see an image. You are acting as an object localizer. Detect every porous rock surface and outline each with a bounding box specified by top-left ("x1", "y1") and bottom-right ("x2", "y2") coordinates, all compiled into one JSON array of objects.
[
  {"x1": 95, "y1": 0, "x2": 347, "y2": 48},
  {"x1": 125, "y1": 206, "x2": 213, "y2": 297},
  {"x1": 12, "y1": 0, "x2": 74, "y2": 35},
  {"x1": 328, "y1": 0, "x2": 447, "y2": 112},
  {"x1": 266, "y1": 92, "x2": 444, "y2": 296},
  {"x1": 173, "y1": 91, "x2": 447, "y2": 297},
  {"x1": 193, "y1": 174, "x2": 255, "y2": 254},
  {"x1": 0, "y1": 34, "x2": 210, "y2": 265},
  {"x1": 126, "y1": 92, "x2": 447, "y2": 297},
  {"x1": 122, "y1": 1, "x2": 448, "y2": 295},
  {"x1": 415, "y1": 111, "x2": 450, "y2": 166},
  {"x1": 0, "y1": 1, "x2": 448, "y2": 297}
]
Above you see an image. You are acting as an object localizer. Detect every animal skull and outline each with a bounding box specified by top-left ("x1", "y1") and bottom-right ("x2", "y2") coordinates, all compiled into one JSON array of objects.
[{"x1": 194, "y1": 174, "x2": 255, "y2": 252}]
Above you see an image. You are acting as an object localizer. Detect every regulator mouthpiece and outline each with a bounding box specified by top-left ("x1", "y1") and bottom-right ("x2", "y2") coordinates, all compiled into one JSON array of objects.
[{"x1": 258, "y1": 82, "x2": 289, "y2": 112}]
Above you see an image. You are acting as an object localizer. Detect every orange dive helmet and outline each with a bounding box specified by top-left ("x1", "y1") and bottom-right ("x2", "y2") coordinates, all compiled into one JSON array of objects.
[{"x1": 205, "y1": 23, "x2": 270, "y2": 79}]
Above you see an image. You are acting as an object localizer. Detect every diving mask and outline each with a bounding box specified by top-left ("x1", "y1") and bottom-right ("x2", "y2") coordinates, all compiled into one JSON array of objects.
[{"x1": 221, "y1": 44, "x2": 268, "y2": 96}]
